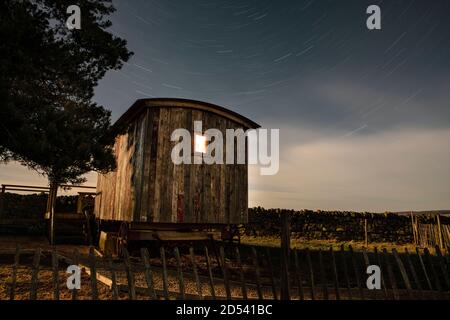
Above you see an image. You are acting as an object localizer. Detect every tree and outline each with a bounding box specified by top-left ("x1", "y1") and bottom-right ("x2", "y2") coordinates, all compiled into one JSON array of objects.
[{"x1": 0, "y1": 0, "x2": 133, "y2": 242}]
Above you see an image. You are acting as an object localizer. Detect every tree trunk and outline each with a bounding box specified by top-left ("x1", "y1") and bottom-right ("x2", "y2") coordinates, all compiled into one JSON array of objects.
[{"x1": 47, "y1": 181, "x2": 58, "y2": 245}]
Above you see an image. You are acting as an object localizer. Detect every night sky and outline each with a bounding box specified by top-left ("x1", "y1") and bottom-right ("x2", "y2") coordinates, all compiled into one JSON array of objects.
[{"x1": 2, "y1": 0, "x2": 450, "y2": 212}]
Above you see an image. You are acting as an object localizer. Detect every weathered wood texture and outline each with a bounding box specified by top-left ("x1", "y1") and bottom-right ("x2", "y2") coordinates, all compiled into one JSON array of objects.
[
  {"x1": 4, "y1": 244, "x2": 450, "y2": 300},
  {"x1": 96, "y1": 103, "x2": 255, "y2": 224}
]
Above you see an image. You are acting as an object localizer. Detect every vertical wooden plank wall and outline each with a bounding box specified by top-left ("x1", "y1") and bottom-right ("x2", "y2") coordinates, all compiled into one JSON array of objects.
[{"x1": 96, "y1": 106, "x2": 250, "y2": 225}]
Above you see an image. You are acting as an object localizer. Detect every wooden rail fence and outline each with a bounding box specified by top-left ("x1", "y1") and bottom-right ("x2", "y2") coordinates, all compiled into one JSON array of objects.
[{"x1": 1, "y1": 244, "x2": 449, "y2": 300}]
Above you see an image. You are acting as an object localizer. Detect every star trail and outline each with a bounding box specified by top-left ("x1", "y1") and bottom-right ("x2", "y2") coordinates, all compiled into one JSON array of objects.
[{"x1": 2, "y1": 0, "x2": 450, "y2": 211}]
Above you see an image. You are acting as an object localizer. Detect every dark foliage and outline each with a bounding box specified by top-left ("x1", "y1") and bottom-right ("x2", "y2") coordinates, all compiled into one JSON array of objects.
[{"x1": 0, "y1": 0, "x2": 132, "y2": 184}]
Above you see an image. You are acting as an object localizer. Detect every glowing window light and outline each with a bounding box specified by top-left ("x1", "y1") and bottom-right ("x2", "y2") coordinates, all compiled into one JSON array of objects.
[{"x1": 194, "y1": 134, "x2": 207, "y2": 153}]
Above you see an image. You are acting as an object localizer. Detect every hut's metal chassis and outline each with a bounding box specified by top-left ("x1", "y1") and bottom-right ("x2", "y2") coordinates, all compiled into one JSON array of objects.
[{"x1": 97, "y1": 220, "x2": 241, "y2": 255}]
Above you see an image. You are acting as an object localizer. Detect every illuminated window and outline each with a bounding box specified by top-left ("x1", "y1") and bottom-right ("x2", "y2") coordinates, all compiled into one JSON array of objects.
[{"x1": 194, "y1": 134, "x2": 207, "y2": 153}]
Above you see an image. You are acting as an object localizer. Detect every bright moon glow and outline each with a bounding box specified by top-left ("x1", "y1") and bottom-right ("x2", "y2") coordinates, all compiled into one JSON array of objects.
[{"x1": 194, "y1": 134, "x2": 207, "y2": 153}]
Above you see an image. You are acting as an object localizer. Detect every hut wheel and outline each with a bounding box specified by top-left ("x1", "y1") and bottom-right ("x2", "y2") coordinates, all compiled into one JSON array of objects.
[{"x1": 117, "y1": 222, "x2": 129, "y2": 258}]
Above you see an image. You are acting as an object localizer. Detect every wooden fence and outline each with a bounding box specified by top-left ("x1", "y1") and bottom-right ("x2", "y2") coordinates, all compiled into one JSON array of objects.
[
  {"x1": 1, "y1": 244, "x2": 449, "y2": 300},
  {"x1": 412, "y1": 214, "x2": 450, "y2": 250}
]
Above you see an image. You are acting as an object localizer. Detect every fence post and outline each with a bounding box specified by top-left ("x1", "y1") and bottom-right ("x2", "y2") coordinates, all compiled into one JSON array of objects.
[
  {"x1": 30, "y1": 248, "x2": 41, "y2": 300},
  {"x1": 10, "y1": 245, "x2": 21, "y2": 300},
  {"x1": 174, "y1": 247, "x2": 185, "y2": 300},
  {"x1": 318, "y1": 249, "x2": 328, "y2": 299},
  {"x1": 265, "y1": 247, "x2": 278, "y2": 300},
  {"x1": 204, "y1": 246, "x2": 216, "y2": 299},
  {"x1": 349, "y1": 245, "x2": 364, "y2": 300},
  {"x1": 424, "y1": 247, "x2": 443, "y2": 299},
  {"x1": 392, "y1": 248, "x2": 413, "y2": 299},
  {"x1": 106, "y1": 250, "x2": 119, "y2": 300},
  {"x1": 382, "y1": 248, "x2": 399, "y2": 300},
  {"x1": 88, "y1": 246, "x2": 99, "y2": 300},
  {"x1": 364, "y1": 217, "x2": 368, "y2": 247},
  {"x1": 433, "y1": 245, "x2": 450, "y2": 290},
  {"x1": 340, "y1": 245, "x2": 352, "y2": 300},
  {"x1": 280, "y1": 211, "x2": 291, "y2": 300},
  {"x1": 415, "y1": 216, "x2": 421, "y2": 246},
  {"x1": 219, "y1": 246, "x2": 231, "y2": 300},
  {"x1": 251, "y1": 247, "x2": 263, "y2": 299},
  {"x1": 293, "y1": 250, "x2": 304, "y2": 300},
  {"x1": 160, "y1": 246, "x2": 170, "y2": 300},
  {"x1": 330, "y1": 247, "x2": 340, "y2": 300},
  {"x1": 436, "y1": 214, "x2": 444, "y2": 251},
  {"x1": 189, "y1": 247, "x2": 203, "y2": 300},
  {"x1": 410, "y1": 212, "x2": 417, "y2": 245},
  {"x1": 52, "y1": 247, "x2": 59, "y2": 300},
  {"x1": 404, "y1": 248, "x2": 423, "y2": 299},
  {"x1": 235, "y1": 247, "x2": 247, "y2": 299},
  {"x1": 305, "y1": 248, "x2": 315, "y2": 300},
  {"x1": 0, "y1": 184, "x2": 5, "y2": 220}
]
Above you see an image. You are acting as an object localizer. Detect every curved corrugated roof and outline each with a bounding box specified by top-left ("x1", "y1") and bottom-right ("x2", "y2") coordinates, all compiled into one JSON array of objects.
[{"x1": 114, "y1": 98, "x2": 260, "y2": 129}]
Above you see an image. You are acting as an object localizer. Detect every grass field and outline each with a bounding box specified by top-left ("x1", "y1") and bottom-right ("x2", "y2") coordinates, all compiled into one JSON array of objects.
[{"x1": 240, "y1": 235, "x2": 420, "y2": 253}]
